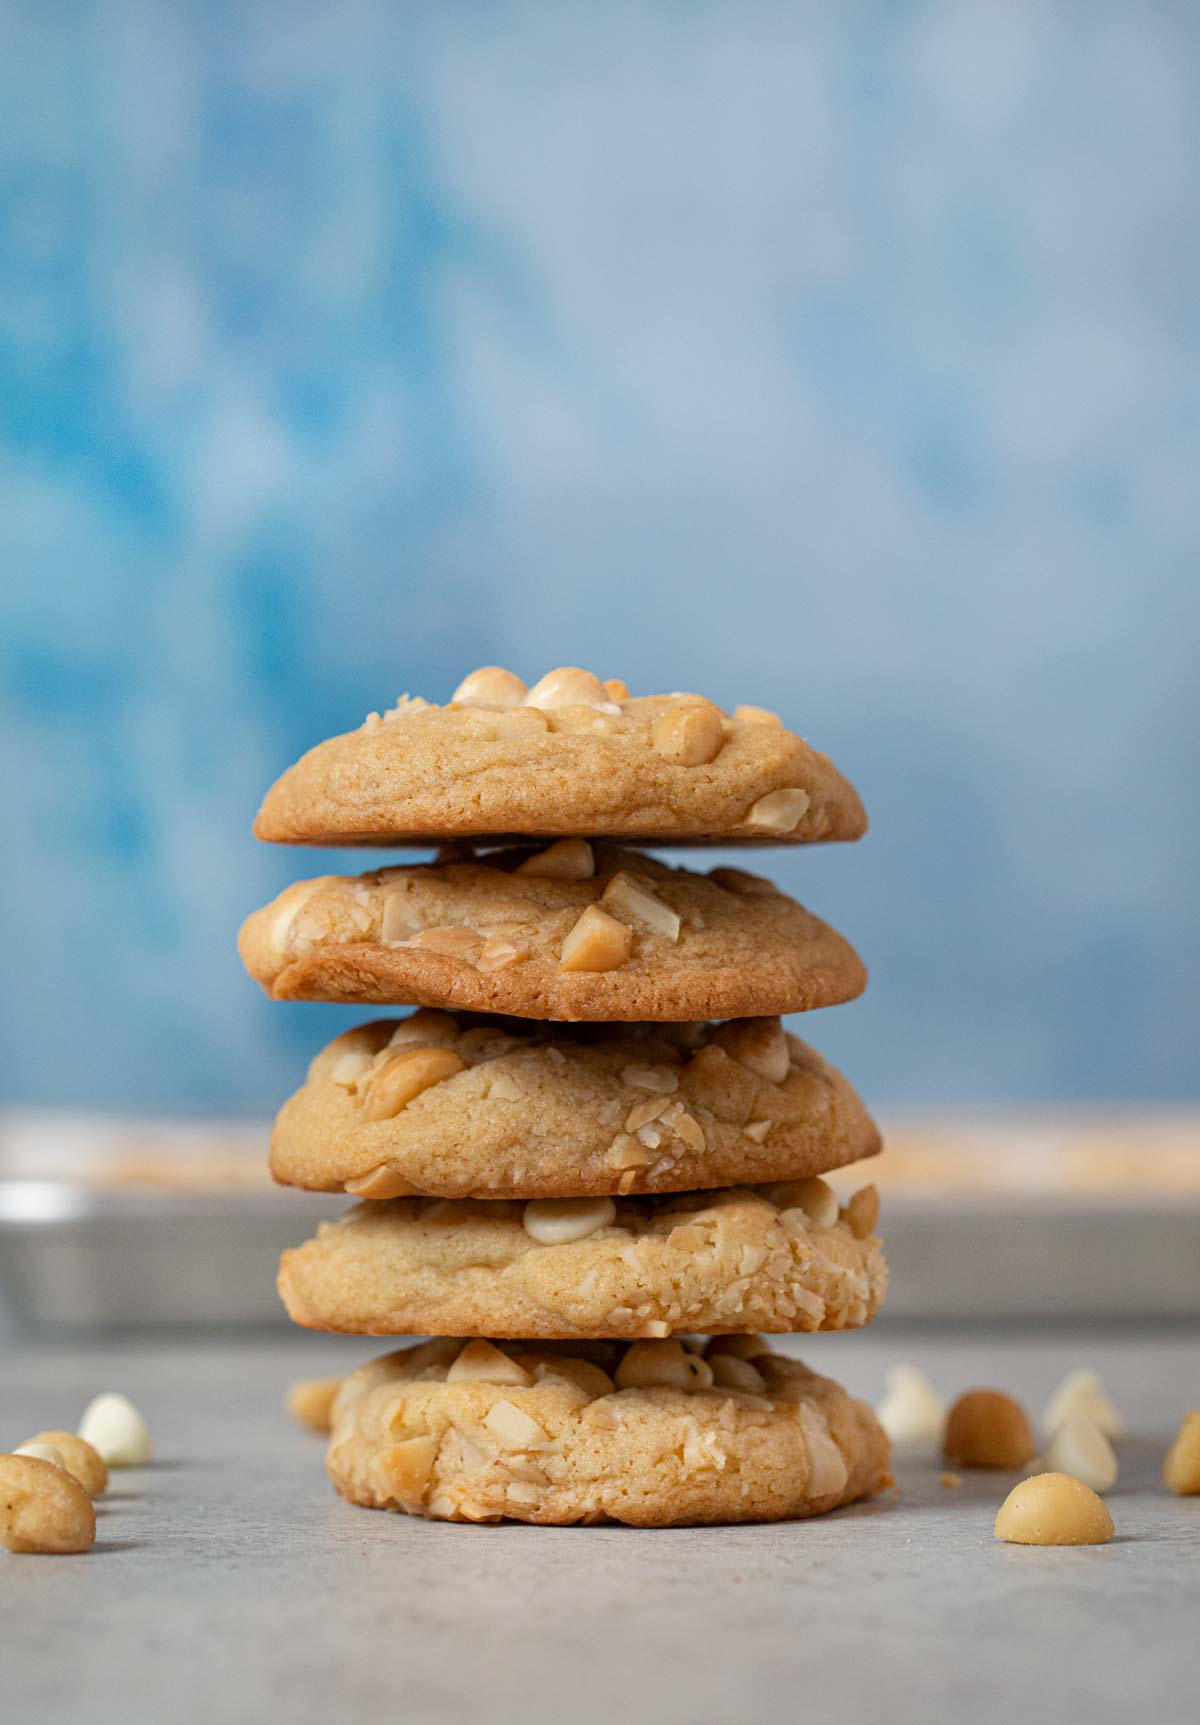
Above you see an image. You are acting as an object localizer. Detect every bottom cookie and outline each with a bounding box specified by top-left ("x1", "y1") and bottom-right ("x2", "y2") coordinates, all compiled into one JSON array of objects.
[{"x1": 327, "y1": 1335, "x2": 891, "y2": 1526}]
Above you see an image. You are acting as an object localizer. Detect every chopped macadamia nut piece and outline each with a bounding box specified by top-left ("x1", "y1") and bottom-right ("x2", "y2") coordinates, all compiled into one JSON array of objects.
[
  {"x1": 600, "y1": 872, "x2": 681, "y2": 942},
  {"x1": 708, "y1": 1354, "x2": 767, "y2": 1394},
  {"x1": 741, "y1": 788, "x2": 811, "y2": 833},
  {"x1": 523, "y1": 667, "x2": 619, "y2": 713},
  {"x1": 713, "y1": 1018, "x2": 790, "y2": 1083},
  {"x1": 522, "y1": 1197, "x2": 616, "y2": 1246},
  {"x1": 1163, "y1": 1410, "x2": 1200, "y2": 1495},
  {"x1": 775, "y1": 1176, "x2": 840, "y2": 1230},
  {"x1": 0, "y1": 1455, "x2": 96, "y2": 1554},
  {"x1": 615, "y1": 1339, "x2": 714, "y2": 1393},
  {"x1": 387, "y1": 1010, "x2": 460, "y2": 1049},
  {"x1": 360, "y1": 1048, "x2": 466, "y2": 1120},
  {"x1": 1041, "y1": 1369, "x2": 1123, "y2": 1438},
  {"x1": 798, "y1": 1402, "x2": 849, "y2": 1496},
  {"x1": 559, "y1": 905, "x2": 633, "y2": 973},
  {"x1": 77, "y1": 1392, "x2": 152, "y2": 1467},
  {"x1": 375, "y1": 1435, "x2": 438, "y2": 1505},
  {"x1": 483, "y1": 1401, "x2": 548, "y2": 1450},
  {"x1": 733, "y1": 704, "x2": 782, "y2": 725},
  {"x1": 650, "y1": 698, "x2": 724, "y2": 766},
  {"x1": 876, "y1": 1366, "x2": 944, "y2": 1446},
  {"x1": 705, "y1": 1334, "x2": 772, "y2": 1362},
  {"x1": 344, "y1": 1165, "x2": 419, "y2": 1200},
  {"x1": 844, "y1": 1184, "x2": 880, "y2": 1240},
  {"x1": 515, "y1": 839, "x2": 595, "y2": 880},
  {"x1": 451, "y1": 666, "x2": 528, "y2": 708},
  {"x1": 994, "y1": 1472, "x2": 1114, "y2": 1546},
  {"x1": 446, "y1": 1341, "x2": 533, "y2": 1387},
  {"x1": 603, "y1": 678, "x2": 629, "y2": 701},
  {"x1": 287, "y1": 1377, "x2": 344, "y2": 1433},
  {"x1": 1044, "y1": 1417, "x2": 1118, "y2": 1494},
  {"x1": 943, "y1": 1390, "x2": 1035, "y2": 1470}
]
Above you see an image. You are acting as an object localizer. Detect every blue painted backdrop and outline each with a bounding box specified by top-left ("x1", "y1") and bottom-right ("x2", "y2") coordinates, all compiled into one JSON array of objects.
[{"x1": 2, "y1": 2, "x2": 1197, "y2": 1112}]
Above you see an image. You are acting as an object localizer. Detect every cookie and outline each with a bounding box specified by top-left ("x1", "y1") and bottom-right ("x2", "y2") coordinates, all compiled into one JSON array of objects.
[
  {"x1": 270, "y1": 1011, "x2": 880, "y2": 1200},
  {"x1": 253, "y1": 666, "x2": 866, "y2": 848},
  {"x1": 277, "y1": 1180, "x2": 886, "y2": 1338},
  {"x1": 238, "y1": 844, "x2": 866, "y2": 1021},
  {"x1": 326, "y1": 1335, "x2": 892, "y2": 1526}
]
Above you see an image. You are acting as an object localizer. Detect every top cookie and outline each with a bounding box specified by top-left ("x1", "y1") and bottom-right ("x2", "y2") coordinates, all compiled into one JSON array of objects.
[{"x1": 253, "y1": 666, "x2": 866, "y2": 848}]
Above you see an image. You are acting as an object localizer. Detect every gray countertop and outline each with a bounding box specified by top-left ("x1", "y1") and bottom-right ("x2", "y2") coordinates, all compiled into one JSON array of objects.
[{"x1": 3, "y1": 1325, "x2": 1197, "y2": 1725}]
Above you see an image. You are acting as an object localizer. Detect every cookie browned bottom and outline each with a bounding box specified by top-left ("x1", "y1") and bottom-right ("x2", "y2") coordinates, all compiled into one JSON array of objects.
[
  {"x1": 278, "y1": 1181, "x2": 887, "y2": 1339},
  {"x1": 269, "y1": 1012, "x2": 880, "y2": 1200},
  {"x1": 326, "y1": 1336, "x2": 892, "y2": 1526},
  {"x1": 254, "y1": 670, "x2": 866, "y2": 849},
  {"x1": 238, "y1": 844, "x2": 866, "y2": 1021}
]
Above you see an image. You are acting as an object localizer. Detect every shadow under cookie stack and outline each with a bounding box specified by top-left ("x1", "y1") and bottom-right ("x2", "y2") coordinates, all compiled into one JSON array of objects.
[{"x1": 240, "y1": 665, "x2": 892, "y2": 1526}]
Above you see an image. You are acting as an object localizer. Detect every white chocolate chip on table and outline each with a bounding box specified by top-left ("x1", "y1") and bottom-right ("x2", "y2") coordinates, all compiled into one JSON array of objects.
[
  {"x1": 78, "y1": 1392, "x2": 153, "y2": 1467},
  {"x1": 1041, "y1": 1368, "x2": 1123, "y2": 1438},
  {"x1": 1163, "y1": 1410, "x2": 1200, "y2": 1495},
  {"x1": 1043, "y1": 1417, "x2": 1118, "y2": 1494},
  {"x1": 875, "y1": 1365, "x2": 945, "y2": 1446}
]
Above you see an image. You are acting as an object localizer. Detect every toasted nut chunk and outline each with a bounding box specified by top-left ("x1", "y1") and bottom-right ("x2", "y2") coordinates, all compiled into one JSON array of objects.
[
  {"x1": 522, "y1": 1197, "x2": 616, "y2": 1245},
  {"x1": 650, "y1": 698, "x2": 724, "y2": 766},
  {"x1": 344, "y1": 1165, "x2": 419, "y2": 1200},
  {"x1": 943, "y1": 1390, "x2": 1035, "y2": 1470},
  {"x1": 743, "y1": 1120, "x2": 771, "y2": 1144},
  {"x1": 605, "y1": 1134, "x2": 654, "y2": 1171},
  {"x1": 452, "y1": 666, "x2": 528, "y2": 708},
  {"x1": 78, "y1": 1392, "x2": 152, "y2": 1467},
  {"x1": 1163, "y1": 1410, "x2": 1200, "y2": 1495},
  {"x1": 600, "y1": 872, "x2": 681, "y2": 942},
  {"x1": 1041, "y1": 1369, "x2": 1123, "y2": 1438},
  {"x1": 713, "y1": 1018, "x2": 789, "y2": 1082},
  {"x1": 0, "y1": 1455, "x2": 96, "y2": 1554},
  {"x1": 21, "y1": 1432, "x2": 107, "y2": 1497},
  {"x1": 375, "y1": 1435, "x2": 438, "y2": 1506},
  {"x1": 286, "y1": 1377, "x2": 343, "y2": 1433},
  {"x1": 387, "y1": 1009, "x2": 461, "y2": 1049},
  {"x1": 361, "y1": 1048, "x2": 466, "y2": 1120},
  {"x1": 559, "y1": 905, "x2": 632, "y2": 973},
  {"x1": 741, "y1": 788, "x2": 811, "y2": 833},
  {"x1": 483, "y1": 1401, "x2": 548, "y2": 1450},
  {"x1": 14, "y1": 1443, "x2": 66, "y2": 1470},
  {"x1": 412, "y1": 926, "x2": 483, "y2": 959},
  {"x1": 777, "y1": 1177, "x2": 839, "y2": 1230},
  {"x1": 875, "y1": 1365, "x2": 944, "y2": 1446},
  {"x1": 446, "y1": 1341, "x2": 533, "y2": 1387},
  {"x1": 475, "y1": 934, "x2": 532, "y2": 973},
  {"x1": 733, "y1": 704, "x2": 782, "y2": 726},
  {"x1": 516, "y1": 839, "x2": 595, "y2": 880},
  {"x1": 524, "y1": 667, "x2": 618, "y2": 712},
  {"x1": 380, "y1": 890, "x2": 425, "y2": 944},
  {"x1": 844, "y1": 1184, "x2": 880, "y2": 1240},
  {"x1": 615, "y1": 1340, "x2": 714, "y2": 1393},
  {"x1": 704, "y1": 1334, "x2": 771, "y2": 1362},
  {"x1": 798, "y1": 1402, "x2": 850, "y2": 1496},
  {"x1": 1044, "y1": 1417, "x2": 1118, "y2": 1494},
  {"x1": 604, "y1": 678, "x2": 629, "y2": 701},
  {"x1": 708, "y1": 1354, "x2": 767, "y2": 1394},
  {"x1": 995, "y1": 1472, "x2": 1114, "y2": 1546}
]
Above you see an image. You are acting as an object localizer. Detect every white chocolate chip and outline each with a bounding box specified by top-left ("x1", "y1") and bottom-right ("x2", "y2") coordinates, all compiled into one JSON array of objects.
[
  {"x1": 522, "y1": 1197, "x2": 616, "y2": 1246},
  {"x1": 329, "y1": 1048, "x2": 373, "y2": 1089},
  {"x1": 387, "y1": 1010, "x2": 461, "y2": 1049},
  {"x1": 344, "y1": 1165, "x2": 418, "y2": 1200},
  {"x1": 743, "y1": 1120, "x2": 771, "y2": 1144},
  {"x1": 523, "y1": 667, "x2": 620, "y2": 713},
  {"x1": 600, "y1": 872, "x2": 681, "y2": 942},
  {"x1": 1041, "y1": 1369, "x2": 1124, "y2": 1438},
  {"x1": 875, "y1": 1365, "x2": 944, "y2": 1446},
  {"x1": 741, "y1": 788, "x2": 811, "y2": 833},
  {"x1": 1044, "y1": 1417, "x2": 1119, "y2": 1494},
  {"x1": 13, "y1": 1443, "x2": 67, "y2": 1471},
  {"x1": 77, "y1": 1392, "x2": 153, "y2": 1467},
  {"x1": 451, "y1": 666, "x2": 528, "y2": 708},
  {"x1": 446, "y1": 1341, "x2": 533, "y2": 1387},
  {"x1": 779, "y1": 1177, "x2": 839, "y2": 1230}
]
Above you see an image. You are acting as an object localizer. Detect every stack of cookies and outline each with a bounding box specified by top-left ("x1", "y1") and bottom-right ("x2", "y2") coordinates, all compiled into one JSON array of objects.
[{"x1": 240, "y1": 665, "x2": 891, "y2": 1526}]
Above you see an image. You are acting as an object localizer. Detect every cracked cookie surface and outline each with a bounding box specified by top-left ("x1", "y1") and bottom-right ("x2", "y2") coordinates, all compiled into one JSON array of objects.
[
  {"x1": 238, "y1": 844, "x2": 866, "y2": 1020},
  {"x1": 277, "y1": 1180, "x2": 887, "y2": 1339},
  {"x1": 270, "y1": 1012, "x2": 880, "y2": 1200},
  {"x1": 253, "y1": 668, "x2": 866, "y2": 848},
  {"x1": 326, "y1": 1336, "x2": 891, "y2": 1526}
]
